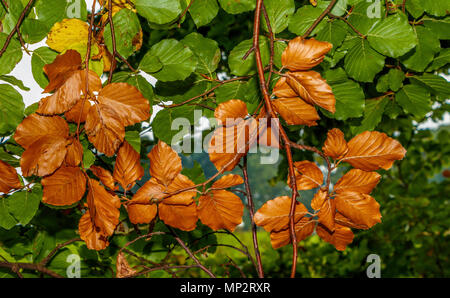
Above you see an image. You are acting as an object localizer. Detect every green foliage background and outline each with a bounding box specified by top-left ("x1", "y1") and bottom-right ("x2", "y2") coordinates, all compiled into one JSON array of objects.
[{"x1": 0, "y1": 0, "x2": 449, "y2": 277}]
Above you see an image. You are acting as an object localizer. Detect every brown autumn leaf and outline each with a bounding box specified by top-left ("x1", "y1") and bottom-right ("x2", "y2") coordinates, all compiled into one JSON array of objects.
[
  {"x1": 281, "y1": 37, "x2": 333, "y2": 71},
  {"x1": 90, "y1": 165, "x2": 116, "y2": 190},
  {"x1": 322, "y1": 128, "x2": 348, "y2": 159},
  {"x1": 127, "y1": 203, "x2": 158, "y2": 225},
  {"x1": 163, "y1": 174, "x2": 197, "y2": 205},
  {"x1": 14, "y1": 114, "x2": 69, "y2": 149},
  {"x1": 129, "y1": 178, "x2": 165, "y2": 205},
  {"x1": 159, "y1": 202, "x2": 198, "y2": 232},
  {"x1": 148, "y1": 141, "x2": 182, "y2": 187},
  {"x1": 85, "y1": 104, "x2": 125, "y2": 156},
  {"x1": 311, "y1": 188, "x2": 327, "y2": 210},
  {"x1": 254, "y1": 196, "x2": 308, "y2": 233},
  {"x1": 286, "y1": 71, "x2": 336, "y2": 113},
  {"x1": 0, "y1": 160, "x2": 22, "y2": 193},
  {"x1": 113, "y1": 141, "x2": 144, "y2": 191},
  {"x1": 64, "y1": 99, "x2": 91, "y2": 123},
  {"x1": 334, "y1": 211, "x2": 370, "y2": 230},
  {"x1": 97, "y1": 83, "x2": 150, "y2": 126},
  {"x1": 211, "y1": 174, "x2": 243, "y2": 189},
  {"x1": 20, "y1": 135, "x2": 69, "y2": 177},
  {"x1": 43, "y1": 50, "x2": 82, "y2": 93},
  {"x1": 269, "y1": 217, "x2": 316, "y2": 249},
  {"x1": 65, "y1": 137, "x2": 83, "y2": 167},
  {"x1": 334, "y1": 191, "x2": 381, "y2": 228},
  {"x1": 289, "y1": 161, "x2": 323, "y2": 190},
  {"x1": 317, "y1": 197, "x2": 335, "y2": 232},
  {"x1": 341, "y1": 131, "x2": 407, "y2": 171},
  {"x1": 272, "y1": 77, "x2": 297, "y2": 98},
  {"x1": 116, "y1": 252, "x2": 137, "y2": 278},
  {"x1": 78, "y1": 210, "x2": 110, "y2": 251},
  {"x1": 198, "y1": 190, "x2": 244, "y2": 232},
  {"x1": 214, "y1": 99, "x2": 249, "y2": 126},
  {"x1": 334, "y1": 169, "x2": 381, "y2": 194},
  {"x1": 316, "y1": 223, "x2": 354, "y2": 251},
  {"x1": 272, "y1": 97, "x2": 320, "y2": 126},
  {"x1": 37, "y1": 70, "x2": 102, "y2": 115},
  {"x1": 41, "y1": 166, "x2": 86, "y2": 206}
]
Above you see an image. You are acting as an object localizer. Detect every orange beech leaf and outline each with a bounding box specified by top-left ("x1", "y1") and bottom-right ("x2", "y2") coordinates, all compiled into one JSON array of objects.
[
  {"x1": 37, "y1": 70, "x2": 102, "y2": 115},
  {"x1": 20, "y1": 135, "x2": 69, "y2": 177},
  {"x1": 198, "y1": 190, "x2": 244, "y2": 232},
  {"x1": 269, "y1": 217, "x2": 316, "y2": 249},
  {"x1": 334, "y1": 191, "x2": 381, "y2": 228},
  {"x1": 316, "y1": 223, "x2": 354, "y2": 251},
  {"x1": 85, "y1": 104, "x2": 125, "y2": 156},
  {"x1": 14, "y1": 114, "x2": 69, "y2": 149},
  {"x1": 97, "y1": 83, "x2": 150, "y2": 126},
  {"x1": 272, "y1": 97, "x2": 319, "y2": 126},
  {"x1": 288, "y1": 161, "x2": 324, "y2": 190},
  {"x1": 317, "y1": 197, "x2": 335, "y2": 232},
  {"x1": 254, "y1": 196, "x2": 308, "y2": 233},
  {"x1": 127, "y1": 203, "x2": 157, "y2": 225},
  {"x1": 90, "y1": 165, "x2": 116, "y2": 190},
  {"x1": 334, "y1": 169, "x2": 381, "y2": 194},
  {"x1": 311, "y1": 189, "x2": 327, "y2": 210},
  {"x1": 273, "y1": 77, "x2": 297, "y2": 98},
  {"x1": 0, "y1": 160, "x2": 22, "y2": 193},
  {"x1": 163, "y1": 174, "x2": 197, "y2": 205},
  {"x1": 286, "y1": 71, "x2": 336, "y2": 113},
  {"x1": 281, "y1": 37, "x2": 332, "y2": 71},
  {"x1": 116, "y1": 252, "x2": 137, "y2": 278},
  {"x1": 42, "y1": 166, "x2": 86, "y2": 206},
  {"x1": 322, "y1": 128, "x2": 348, "y2": 159},
  {"x1": 85, "y1": 178, "x2": 121, "y2": 240},
  {"x1": 334, "y1": 211, "x2": 370, "y2": 230},
  {"x1": 158, "y1": 202, "x2": 198, "y2": 231},
  {"x1": 43, "y1": 50, "x2": 82, "y2": 93},
  {"x1": 211, "y1": 174, "x2": 244, "y2": 189},
  {"x1": 78, "y1": 211, "x2": 109, "y2": 251},
  {"x1": 342, "y1": 131, "x2": 407, "y2": 171},
  {"x1": 64, "y1": 99, "x2": 91, "y2": 123},
  {"x1": 147, "y1": 141, "x2": 182, "y2": 187},
  {"x1": 214, "y1": 99, "x2": 248, "y2": 126},
  {"x1": 65, "y1": 137, "x2": 83, "y2": 167},
  {"x1": 113, "y1": 141, "x2": 144, "y2": 191},
  {"x1": 129, "y1": 178, "x2": 165, "y2": 205}
]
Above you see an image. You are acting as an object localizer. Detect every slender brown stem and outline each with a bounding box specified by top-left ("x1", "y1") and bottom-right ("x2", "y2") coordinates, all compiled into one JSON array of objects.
[
  {"x1": 0, "y1": 262, "x2": 64, "y2": 278},
  {"x1": 242, "y1": 156, "x2": 264, "y2": 278},
  {"x1": 177, "y1": 0, "x2": 195, "y2": 27},
  {"x1": 302, "y1": 0, "x2": 337, "y2": 38},
  {"x1": 261, "y1": 3, "x2": 274, "y2": 88},
  {"x1": 107, "y1": 0, "x2": 117, "y2": 83},
  {"x1": 328, "y1": 13, "x2": 366, "y2": 39},
  {"x1": 40, "y1": 238, "x2": 82, "y2": 266}
]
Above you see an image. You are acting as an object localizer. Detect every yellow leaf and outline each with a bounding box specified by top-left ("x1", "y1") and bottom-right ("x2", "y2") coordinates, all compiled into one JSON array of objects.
[{"x1": 47, "y1": 19, "x2": 90, "y2": 53}]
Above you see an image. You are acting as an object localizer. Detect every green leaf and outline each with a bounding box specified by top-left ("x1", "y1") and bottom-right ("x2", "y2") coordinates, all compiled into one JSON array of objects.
[
  {"x1": 0, "y1": 148, "x2": 20, "y2": 168},
  {"x1": 7, "y1": 186, "x2": 42, "y2": 226},
  {"x1": 0, "y1": 197, "x2": 17, "y2": 230},
  {"x1": 410, "y1": 74, "x2": 450, "y2": 98},
  {"x1": 104, "y1": 9, "x2": 141, "y2": 59},
  {"x1": 31, "y1": 47, "x2": 58, "y2": 89},
  {"x1": 288, "y1": 2, "x2": 330, "y2": 36},
  {"x1": 343, "y1": 38, "x2": 385, "y2": 82},
  {"x1": 24, "y1": 103, "x2": 39, "y2": 116},
  {"x1": 152, "y1": 105, "x2": 195, "y2": 144},
  {"x1": 367, "y1": 13, "x2": 418, "y2": 58},
  {"x1": 0, "y1": 33, "x2": 23, "y2": 76},
  {"x1": 155, "y1": 74, "x2": 212, "y2": 104},
  {"x1": 141, "y1": 39, "x2": 197, "y2": 82},
  {"x1": 135, "y1": 0, "x2": 182, "y2": 24},
  {"x1": 125, "y1": 131, "x2": 141, "y2": 152},
  {"x1": 228, "y1": 36, "x2": 270, "y2": 76},
  {"x1": 400, "y1": 26, "x2": 441, "y2": 72},
  {"x1": 189, "y1": 0, "x2": 219, "y2": 27},
  {"x1": 0, "y1": 84, "x2": 24, "y2": 136},
  {"x1": 384, "y1": 100, "x2": 403, "y2": 119},
  {"x1": 388, "y1": 68, "x2": 405, "y2": 92},
  {"x1": 405, "y1": 0, "x2": 425, "y2": 19},
  {"x1": 347, "y1": 1, "x2": 383, "y2": 35},
  {"x1": 181, "y1": 32, "x2": 221, "y2": 76},
  {"x1": 423, "y1": 0, "x2": 449, "y2": 17},
  {"x1": 34, "y1": 0, "x2": 68, "y2": 28},
  {"x1": 423, "y1": 16, "x2": 450, "y2": 40},
  {"x1": 261, "y1": 0, "x2": 295, "y2": 34},
  {"x1": 0, "y1": 75, "x2": 30, "y2": 91},
  {"x1": 395, "y1": 84, "x2": 431, "y2": 118},
  {"x1": 324, "y1": 68, "x2": 365, "y2": 120},
  {"x1": 83, "y1": 149, "x2": 96, "y2": 170},
  {"x1": 218, "y1": 0, "x2": 255, "y2": 14},
  {"x1": 215, "y1": 81, "x2": 247, "y2": 103},
  {"x1": 21, "y1": 19, "x2": 49, "y2": 44},
  {"x1": 376, "y1": 74, "x2": 389, "y2": 93},
  {"x1": 316, "y1": 20, "x2": 348, "y2": 53},
  {"x1": 427, "y1": 48, "x2": 450, "y2": 71},
  {"x1": 139, "y1": 54, "x2": 163, "y2": 74},
  {"x1": 352, "y1": 98, "x2": 389, "y2": 135},
  {"x1": 181, "y1": 161, "x2": 205, "y2": 184}
]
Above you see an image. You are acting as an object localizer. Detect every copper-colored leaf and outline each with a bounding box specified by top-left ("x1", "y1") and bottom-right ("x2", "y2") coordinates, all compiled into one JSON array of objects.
[
  {"x1": 97, "y1": 83, "x2": 150, "y2": 126},
  {"x1": 334, "y1": 191, "x2": 381, "y2": 228},
  {"x1": 20, "y1": 135, "x2": 69, "y2": 177},
  {"x1": 90, "y1": 165, "x2": 116, "y2": 190},
  {"x1": 198, "y1": 190, "x2": 244, "y2": 232},
  {"x1": 269, "y1": 217, "x2": 315, "y2": 249},
  {"x1": 334, "y1": 211, "x2": 369, "y2": 230},
  {"x1": 311, "y1": 189, "x2": 327, "y2": 210},
  {"x1": 289, "y1": 161, "x2": 323, "y2": 190},
  {"x1": 316, "y1": 223, "x2": 354, "y2": 251},
  {"x1": 212, "y1": 174, "x2": 243, "y2": 189},
  {"x1": 342, "y1": 131, "x2": 407, "y2": 171},
  {"x1": 322, "y1": 128, "x2": 348, "y2": 159},
  {"x1": 0, "y1": 160, "x2": 22, "y2": 193},
  {"x1": 64, "y1": 99, "x2": 91, "y2": 123},
  {"x1": 129, "y1": 178, "x2": 165, "y2": 205},
  {"x1": 78, "y1": 211, "x2": 109, "y2": 251},
  {"x1": 116, "y1": 252, "x2": 137, "y2": 278},
  {"x1": 113, "y1": 141, "x2": 144, "y2": 191},
  {"x1": 163, "y1": 174, "x2": 197, "y2": 205},
  {"x1": 14, "y1": 114, "x2": 69, "y2": 149},
  {"x1": 43, "y1": 50, "x2": 82, "y2": 93},
  {"x1": 159, "y1": 202, "x2": 198, "y2": 231},
  {"x1": 127, "y1": 203, "x2": 157, "y2": 225},
  {"x1": 281, "y1": 37, "x2": 332, "y2": 71},
  {"x1": 254, "y1": 196, "x2": 308, "y2": 233},
  {"x1": 147, "y1": 141, "x2": 182, "y2": 187},
  {"x1": 42, "y1": 166, "x2": 86, "y2": 206},
  {"x1": 65, "y1": 137, "x2": 83, "y2": 167},
  {"x1": 85, "y1": 104, "x2": 125, "y2": 156},
  {"x1": 286, "y1": 71, "x2": 336, "y2": 113},
  {"x1": 334, "y1": 169, "x2": 381, "y2": 194},
  {"x1": 214, "y1": 99, "x2": 248, "y2": 126},
  {"x1": 317, "y1": 197, "x2": 335, "y2": 232},
  {"x1": 272, "y1": 97, "x2": 319, "y2": 126},
  {"x1": 273, "y1": 77, "x2": 297, "y2": 98}
]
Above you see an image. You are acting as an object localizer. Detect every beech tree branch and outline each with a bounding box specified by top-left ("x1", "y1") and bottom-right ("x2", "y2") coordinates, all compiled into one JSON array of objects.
[{"x1": 302, "y1": 0, "x2": 337, "y2": 38}]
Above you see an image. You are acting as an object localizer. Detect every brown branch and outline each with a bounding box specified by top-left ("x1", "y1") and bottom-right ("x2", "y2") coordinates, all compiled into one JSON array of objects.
[
  {"x1": 327, "y1": 13, "x2": 366, "y2": 39},
  {"x1": 0, "y1": 262, "x2": 64, "y2": 278},
  {"x1": 177, "y1": 0, "x2": 195, "y2": 28},
  {"x1": 261, "y1": 3, "x2": 274, "y2": 88},
  {"x1": 242, "y1": 156, "x2": 264, "y2": 278},
  {"x1": 107, "y1": 0, "x2": 117, "y2": 83},
  {"x1": 302, "y1": 0, "x2": 337, "y2": 38},
  {"x1": 402, "y1": 0, "x2": 407, "y2": 13},
  {"x1": 40, "y1": 238, "x2": 82, "y2": 266}
]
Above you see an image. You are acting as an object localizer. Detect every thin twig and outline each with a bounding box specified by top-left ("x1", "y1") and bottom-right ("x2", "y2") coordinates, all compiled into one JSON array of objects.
[
  {"x1": 328, "y1": 13, "x2": 366, "y2": 39},
  {"x1": 107, "y1": 0, "x2": 117, "y2": 83},
  {"x1": 302, "y1": 0, "x2": 337, "y2": 38}
]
